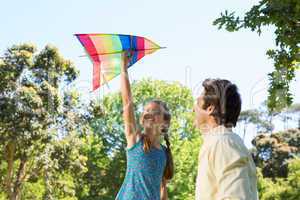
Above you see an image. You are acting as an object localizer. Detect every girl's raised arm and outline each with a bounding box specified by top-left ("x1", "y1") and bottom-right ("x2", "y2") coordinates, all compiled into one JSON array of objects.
[{"x1": 120, "y1": 52, "x2": 138, "y2": 148}]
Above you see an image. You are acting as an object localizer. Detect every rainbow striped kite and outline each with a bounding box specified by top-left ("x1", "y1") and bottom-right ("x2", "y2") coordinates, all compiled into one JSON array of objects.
[{"x1": 75, "y1": 34, "x2": 163, "y2": 90}]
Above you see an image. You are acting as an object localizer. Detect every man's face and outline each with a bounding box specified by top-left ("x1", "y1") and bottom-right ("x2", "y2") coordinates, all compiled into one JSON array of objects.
[{"x1": 193, "y1": 92, "x2": 213, "y2": 130}]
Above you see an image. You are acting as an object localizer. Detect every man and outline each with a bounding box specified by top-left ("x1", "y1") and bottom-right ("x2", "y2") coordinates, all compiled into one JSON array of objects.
[{"x1": 193, "y1": 78, "x2": 258, "y2": 200}]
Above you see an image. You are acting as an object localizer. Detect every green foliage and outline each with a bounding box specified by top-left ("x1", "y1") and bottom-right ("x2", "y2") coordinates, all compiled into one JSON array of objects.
[
  {"x1": 213, "y1": 0, "x2": 300, "y2": 112},
  {"x1": 168, "y1": 129, "x2": 201, "y2": 200},
  {"x1": 21, "y1": 179, "x2": 45, "y2": 200},
  {"x1": 80, "y1": 78, "x2": 201, "y2": 199},
  {"x1": 0, "y1": 43, "x2": 86, "y2": 200},
  {"x1": 252, "y1": 129, "x2": 299, "y2": 178},
  {"x1": 258, "y1": 158, "x2": 300, "y2": 200}
]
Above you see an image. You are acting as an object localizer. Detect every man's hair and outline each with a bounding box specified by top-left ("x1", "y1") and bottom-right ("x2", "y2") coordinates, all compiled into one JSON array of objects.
[{"x1": 202, "y1": 78, "x2": 241, "y2": 127}]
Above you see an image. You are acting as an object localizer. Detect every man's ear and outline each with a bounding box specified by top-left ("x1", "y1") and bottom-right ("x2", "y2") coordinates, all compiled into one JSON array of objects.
[{"x1": 207, "y1": 105, "x2": 215, "y2": 115}]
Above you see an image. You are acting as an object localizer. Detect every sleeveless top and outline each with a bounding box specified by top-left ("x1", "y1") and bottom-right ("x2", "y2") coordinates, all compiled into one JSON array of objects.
[{"x1": 115, "y1": 138, "x2": 167, "y2": 200}]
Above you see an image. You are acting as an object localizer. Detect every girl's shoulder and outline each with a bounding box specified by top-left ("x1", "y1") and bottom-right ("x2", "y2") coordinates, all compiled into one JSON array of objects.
[{"x1": 126, "y1": 135, "x2": 143, "y2": 151}]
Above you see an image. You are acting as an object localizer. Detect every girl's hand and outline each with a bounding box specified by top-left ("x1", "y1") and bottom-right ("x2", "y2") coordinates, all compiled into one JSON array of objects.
[
  {"x1": 122, "y1": 50, "x2": 134, "y2": 70},
  {"x1": 160, "y1": 178, "x2": 168, "y2": 200}
]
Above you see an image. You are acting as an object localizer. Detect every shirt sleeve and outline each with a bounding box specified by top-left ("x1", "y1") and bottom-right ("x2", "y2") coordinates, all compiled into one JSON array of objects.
[{"x1": 210, "y1": 137, "x2": 254, "y2": 200}]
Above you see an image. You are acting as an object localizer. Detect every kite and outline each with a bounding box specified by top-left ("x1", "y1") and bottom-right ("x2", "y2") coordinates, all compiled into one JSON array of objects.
[{"x1": 75, "y1": 33, "x2": 164, "y2": 91}]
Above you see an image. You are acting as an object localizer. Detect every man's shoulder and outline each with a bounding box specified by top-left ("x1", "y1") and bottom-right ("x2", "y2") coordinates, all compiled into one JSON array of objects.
[
  {"x1": 209, "y1": 132, "x2": 249, "y2": 155},
  {"x1": 207, "y1": 131, "x2": 242, "y2": 144}
]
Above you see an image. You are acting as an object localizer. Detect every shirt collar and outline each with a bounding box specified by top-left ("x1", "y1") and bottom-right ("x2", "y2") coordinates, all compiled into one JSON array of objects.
[{"x1": 202, "y1": 125, "x2": 232, "y2": 135}]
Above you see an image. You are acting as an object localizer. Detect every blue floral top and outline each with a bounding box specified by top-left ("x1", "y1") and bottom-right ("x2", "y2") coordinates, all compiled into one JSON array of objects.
[{"x1": 115, "y1": 138, "x2": 167, "y2": 200}]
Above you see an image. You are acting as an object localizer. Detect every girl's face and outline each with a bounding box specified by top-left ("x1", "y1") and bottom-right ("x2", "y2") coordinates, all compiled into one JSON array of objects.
[{"x1": 140, "y1": 102, "x2": 166, "y2": 135}]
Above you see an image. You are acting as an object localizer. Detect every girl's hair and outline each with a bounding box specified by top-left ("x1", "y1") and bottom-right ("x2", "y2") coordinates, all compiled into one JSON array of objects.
[{"x1": 141, "y1": 99, "x2": 174, "y2": 180}]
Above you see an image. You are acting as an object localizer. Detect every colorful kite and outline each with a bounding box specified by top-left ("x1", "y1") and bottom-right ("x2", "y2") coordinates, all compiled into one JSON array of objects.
[{"x1": 75, "y1": 33, "x2": 164, "y2": 90}]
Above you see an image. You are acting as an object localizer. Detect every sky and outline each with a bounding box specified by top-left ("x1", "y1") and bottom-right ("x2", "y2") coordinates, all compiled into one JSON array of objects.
[{"x1": 1, "y1": 0, "x2": 299, "y2": 146}]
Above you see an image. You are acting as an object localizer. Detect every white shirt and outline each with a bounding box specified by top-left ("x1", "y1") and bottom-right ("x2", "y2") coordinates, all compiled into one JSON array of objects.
[{"x1": 195, "y1": 125, "x2": 258, "y2": 200}]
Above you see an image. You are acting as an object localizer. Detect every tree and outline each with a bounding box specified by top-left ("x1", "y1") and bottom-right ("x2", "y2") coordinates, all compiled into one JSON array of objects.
[
  {"x1": 286, "y1": 103, "x2": 300, "y2": 129},
  {"x1": 0, "y1": 43, "x2": 87, "y2": 200},
  {"x1": 213, "y1": 0, "x2": 300, "y2": 112},
  {"x1": 78, "y1": 79, "x2": 201, "y2": 200},
  {"x1": 238, "y1": 109, "x2": 274, "y2": 139},
  {"x1": 257, "y1": 158, "x2": 300, "y2": 200},
  {"x1": 275, "y1": 129, "x2": 300, "y2": 155},
  {"x1": 252, "y1": 129, "x2": 299, "y2": 179}
]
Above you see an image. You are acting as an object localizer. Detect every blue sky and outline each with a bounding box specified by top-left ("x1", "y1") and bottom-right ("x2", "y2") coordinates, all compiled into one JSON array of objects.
[{"x1": 1, "y1": 0, "x2": 299, "y2": 145}]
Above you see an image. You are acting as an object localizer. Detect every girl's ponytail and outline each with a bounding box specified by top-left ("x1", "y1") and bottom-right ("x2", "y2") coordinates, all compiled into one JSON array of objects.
[{"x1": 163, "y1": 133, "x2": 174, "y2": 180}]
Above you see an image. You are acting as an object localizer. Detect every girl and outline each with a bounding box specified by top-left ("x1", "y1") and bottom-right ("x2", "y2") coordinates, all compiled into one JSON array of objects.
[{"x1": 115, "y1": 53, "x2": 174, "y2": 200}]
